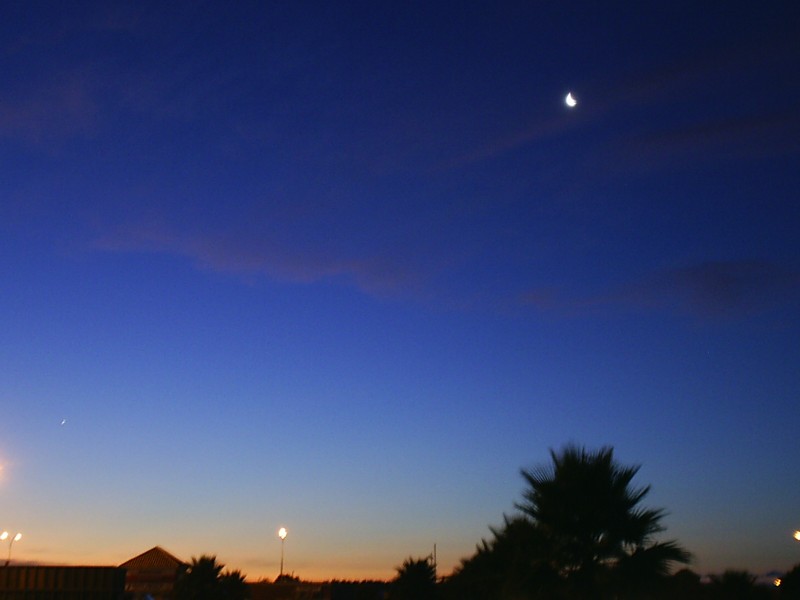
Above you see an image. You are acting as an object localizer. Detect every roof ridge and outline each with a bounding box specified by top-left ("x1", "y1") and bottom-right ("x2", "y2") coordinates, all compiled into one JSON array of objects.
[{"x1": 120, "y1": 546, "x2": 186, "y2": 569}]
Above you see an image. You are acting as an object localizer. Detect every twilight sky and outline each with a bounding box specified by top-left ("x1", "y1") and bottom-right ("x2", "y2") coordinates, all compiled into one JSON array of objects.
[{"x1": 1, "y1": 0, "x2": 799, "y2": 582}]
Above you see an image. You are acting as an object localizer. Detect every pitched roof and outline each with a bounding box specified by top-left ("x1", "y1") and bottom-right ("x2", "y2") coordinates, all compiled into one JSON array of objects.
[{"x1": 120, "y1": 546, "x2": 186, "y2": 570}]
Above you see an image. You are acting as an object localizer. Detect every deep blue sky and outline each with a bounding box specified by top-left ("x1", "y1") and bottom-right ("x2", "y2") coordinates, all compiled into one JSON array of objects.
[{"x1": 1, "y1": 1, "x2": 799, "y2": 581}]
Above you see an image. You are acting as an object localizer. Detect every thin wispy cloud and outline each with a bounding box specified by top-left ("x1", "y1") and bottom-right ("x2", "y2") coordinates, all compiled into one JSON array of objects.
[
  {"x1": 437, "y1": 110, "x2": 593, "y2": 171},
  {"x1": 615, "y1": 110, "x2": 800, "y2": 171},
  {"x1": 618, "y1": 260, "x2": 800, "y2": 318},
  {"x1": 0, "y1": 75, "x2": 97, "y2": 145},
  {"x1": 522, "y1": 260, "x2": 800, "y2": 320},
  {"x1": 93, "y1": 221, "x2": 424, "y2": 299},
  {"x1": 442, "y1": 30, "x2": 797, "y2": 172}
]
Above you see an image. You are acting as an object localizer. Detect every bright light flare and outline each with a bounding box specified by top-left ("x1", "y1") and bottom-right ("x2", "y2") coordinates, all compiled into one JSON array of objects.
[
  {"x1": 0, "y1": 532, "x2": 7, "y2": 541},
  {"x1": 13, "y1": 533, "x2": 21, "y2": 542},
  {"x1": 794, "y1": 530, "x2": 800, "y2": 541},
  {"x1": 278, "y1": 527, "x2": 287, "y2": 540}
]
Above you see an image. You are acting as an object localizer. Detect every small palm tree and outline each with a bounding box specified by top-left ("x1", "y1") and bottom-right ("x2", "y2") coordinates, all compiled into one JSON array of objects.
[
  {"x1": 220, "y1": 569, "x2": 249, "y2": 599},
  {"x1": 173, "y1": 555, "x2": 250, "y2": 600},
  {"x1": 449, "y1": 515, "x2": 557, "y2": 599},
  {"x1": 780, "y1": 563, "x2": 800, "y2": 599},
  {"x1": 709, "y1": 570, "x2": 765, "y2": 600},
  {"x1": 174, "y1": 555, "x2": 223, "y2": 600},
  {"x1": 391, "y1": 556, "x2": 437, "y2": 600}
]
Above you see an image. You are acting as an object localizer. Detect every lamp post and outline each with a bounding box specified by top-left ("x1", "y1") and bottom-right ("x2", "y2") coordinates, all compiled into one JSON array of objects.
[
  {"x1": 1, "y1": 531, "x2": 22, "y2": 566},
  {"x1": 278, "y1": 527, "x2": 287, "y2": 578}
]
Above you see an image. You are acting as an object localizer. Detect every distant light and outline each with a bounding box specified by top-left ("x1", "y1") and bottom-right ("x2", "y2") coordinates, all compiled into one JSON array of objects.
[
  {"x1": 0, "y1": 532, "x2": 7, "y2": 541},
  {"x1": 794, "y1": 530, "x2": 800, "y2": 541},
  {"x1": 775, "y1": 578, "x2": 782, "y2": 587},
  {"x1": 278, "y1": 527, "x2": 287, "y2": 540},
  {"x1": 13, "y1": 533, "x2": 21, "y2": 542}
]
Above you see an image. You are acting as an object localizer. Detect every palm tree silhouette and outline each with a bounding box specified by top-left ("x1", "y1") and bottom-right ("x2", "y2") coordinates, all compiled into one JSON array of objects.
[
  {"x1": 392, "y1": 556, "x2": 437, "y2": 600},
  {"x1": 173, "y1": 555, "x2": 249, "y2": 600},
  {"x1": 517, "y1": 445, "x2": 690, "y2": 599}
]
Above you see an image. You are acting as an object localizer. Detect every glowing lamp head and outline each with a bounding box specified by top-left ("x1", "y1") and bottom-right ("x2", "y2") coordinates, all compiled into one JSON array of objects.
[
  {"x1": 794, "y1": 530, "x2": 800, "y2": 541},
  {"x1": 278, "y1": 527, "x2": 287, "y2": 540},
  {"x1": 13, "y1": 533, "x2": 21, "y2": 542},
  {"x1": 0, "y1": 532, "x2": 7, "y2": 541}
]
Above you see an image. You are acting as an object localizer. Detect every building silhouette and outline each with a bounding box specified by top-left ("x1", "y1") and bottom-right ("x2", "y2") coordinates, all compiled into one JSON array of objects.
[
  {"x1": 0, "y1": 565, "x2": 126, "y2": 599},
  {"x1": 119, "y1": 546, "x2": 187, "y2": 600}
]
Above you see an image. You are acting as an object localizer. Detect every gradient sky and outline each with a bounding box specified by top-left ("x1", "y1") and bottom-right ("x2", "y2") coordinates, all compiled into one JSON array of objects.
[{"x1": 1, "y1": 0, "x2": 799, "y2": 582}]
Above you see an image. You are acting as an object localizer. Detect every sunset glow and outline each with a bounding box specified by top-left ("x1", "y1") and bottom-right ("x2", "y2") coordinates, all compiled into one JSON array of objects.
[{"x1": 1, "y1": 0, "x2": 797, "y2": 583}]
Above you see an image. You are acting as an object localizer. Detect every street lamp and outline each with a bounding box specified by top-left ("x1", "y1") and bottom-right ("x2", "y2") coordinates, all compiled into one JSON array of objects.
[
  {"x1": 278, "y1": 527, "x2": 287, "y2": 578},
  {"x1": 1, "y1": 531, "x2": 22, "y2": 566},
  {"x1": 793, "y1": 530, "x2": 800, "y2": 541}
]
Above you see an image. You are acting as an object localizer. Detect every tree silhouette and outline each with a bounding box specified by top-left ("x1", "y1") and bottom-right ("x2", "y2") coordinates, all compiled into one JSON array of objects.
[
  {"x1": 660, "y1": 568, "x2": 704, "y2": 600},
  {"x1": 709, "y1": 570, "x2": 769, "y2": 600},
  {"x1": 448, "y1": 445, "x2": 690, "y2": 599},
  {"x1": 781, "y1": 563, "x2": 800, "y2": 599},
  {"x1": 391, "y1": 556, "x2": 437, "y2": 600},
  {"x1": 220, "y1": 569, "x2": 249, "y2": 599},
  {"x1": 447, "y1": 516, "x2": 559, "y2": 599},
  {"x1": 173, "y1": 555, "x2": 250, "y2": 600},
  {"x1": 516, "y1": 445, "x2": 690, "y2": 599}
]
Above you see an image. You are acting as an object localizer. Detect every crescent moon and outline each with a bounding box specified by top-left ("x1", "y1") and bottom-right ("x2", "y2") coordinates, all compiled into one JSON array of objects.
[{"x1": 565, "y1": 92, "x2": 577, "y2": 107}]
